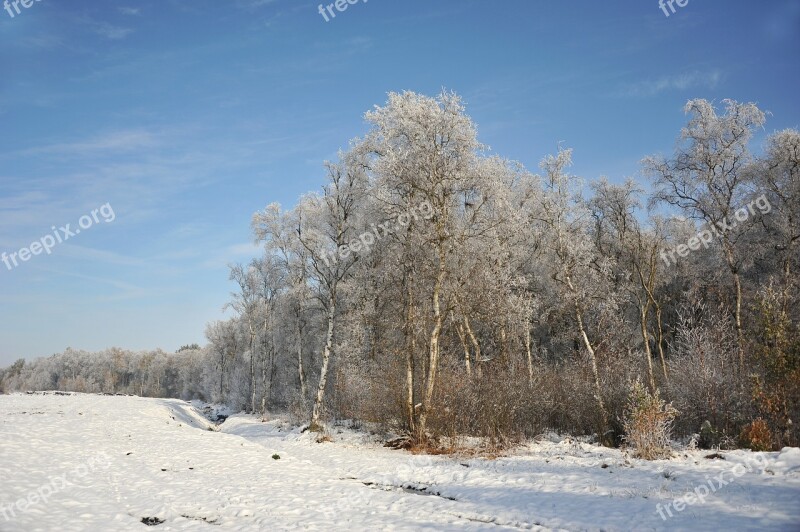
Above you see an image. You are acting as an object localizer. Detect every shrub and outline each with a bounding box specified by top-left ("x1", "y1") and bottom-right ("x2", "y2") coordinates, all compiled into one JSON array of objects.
[
  {"x1": 750, "y1": 284, "x2": 800, "y2": 449},
  {"x1": 623, "y1": 379, "x2": 677, "y2": 460},
  {"x1": 666, "y1": 300, "x2": 751, "y2": 444},
  {"x1": 740, "y1": 418, "x2": 772, "y2": 452}
]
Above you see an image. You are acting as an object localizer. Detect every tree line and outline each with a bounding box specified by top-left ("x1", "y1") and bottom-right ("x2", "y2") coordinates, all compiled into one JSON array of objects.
[{"x1": 2, "y1": 92, "x2": 797, "y2": 451}]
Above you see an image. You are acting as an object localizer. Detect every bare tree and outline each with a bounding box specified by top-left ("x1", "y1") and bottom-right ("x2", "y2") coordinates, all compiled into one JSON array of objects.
[
  {"x1": 535, "y1": 148, "x2": 616, "y2": 442},
  {"x1": 226, "y1": 264, "x2": 262, "y2": 413},
  {"x1": 645, "y1": 99, "x2": 766, "y2": 368},
  {"x1": 755, "y1": 129, "x2": 800, "y2": 305},
  {"x1": 256, "y1": 149, "x2": 366, "y2": 431},
  {"x1": 252, "y1": 205, "x2": 312, "y2": 402},
  {"x1": 251, "y1": 255, "x2": 285, "y2": 418},
  {"x1": 365, "y1": 91, "x2": 482, "y2": 441}
]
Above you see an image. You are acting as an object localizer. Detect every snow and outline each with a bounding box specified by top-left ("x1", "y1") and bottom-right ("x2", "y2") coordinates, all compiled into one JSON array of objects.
[{"x1": 1, "y1": 393, "x2": 799, "y2": 531}]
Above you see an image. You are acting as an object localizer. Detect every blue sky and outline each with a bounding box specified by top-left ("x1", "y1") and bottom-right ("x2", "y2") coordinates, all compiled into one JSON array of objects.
[{"x1": 0, "y1": 0, "x2": 798, "y2": 366}]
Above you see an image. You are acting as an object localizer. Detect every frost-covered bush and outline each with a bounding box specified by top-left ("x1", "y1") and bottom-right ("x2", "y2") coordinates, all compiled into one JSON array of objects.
[
  {"x1": 623, "y1": 379, "x2": 677, "y2": 460},
  {"x1": 666, "y1": 300, "x2": 751, "y2": 446}
]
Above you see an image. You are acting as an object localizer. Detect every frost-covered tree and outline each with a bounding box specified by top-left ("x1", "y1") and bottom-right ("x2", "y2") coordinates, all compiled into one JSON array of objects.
[
  {"x1": 645, "y1": 99, "x2": 767, "y2": 366},
  {"x1": 4, "y1": 91, "x2": 797, "y2": 452},
  {"x1": 365, "y1": 91, "x2": 489, "y2": 440},
  {"x1": 754, "y1": 129, "x2": 800, "y2": 303},
  {"x1": 533, "y1": 149, "x2": 619, "y2": 441},
  {"x1": 255, "y1": 147, "x2": 367, "y2": 430}
]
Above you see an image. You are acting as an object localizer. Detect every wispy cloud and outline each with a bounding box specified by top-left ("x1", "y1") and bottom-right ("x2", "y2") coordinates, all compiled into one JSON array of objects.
[
  {"x1": 31, "y1": 264, "x2": 150, "y2": 302},
  {"x1": 12, "y1": 130, "x2": 157, "y2": 157},
  {"x1": 93, "y1": 22, "x2": 134, "y2": 40},
  {"x1": 22, "y1": 34, "x2": 63, "y2": 49},
  {"x1": 234, "y1": 0, "x2": 280, "y2": 10},
  {"x1": 620, "y1": 70, "x2": 723, "y2": 97},
  {"x1": 119, "y1": 7, "x2": 141, "y2": 16},
  {"x1": 347, "y1": 36, "x2": 373, "y2": 51}
]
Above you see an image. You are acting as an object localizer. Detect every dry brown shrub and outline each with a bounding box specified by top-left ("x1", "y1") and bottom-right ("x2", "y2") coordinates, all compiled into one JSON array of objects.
[{"x1": 623, "y1": 379, "x2": 678, "y2": 460}]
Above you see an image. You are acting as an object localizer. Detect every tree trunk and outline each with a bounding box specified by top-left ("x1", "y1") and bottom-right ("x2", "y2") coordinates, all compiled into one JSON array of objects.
[
  {"x1": 566, "y1": 273, "x2": 609, "y2": 443},
  {"x1": 640, "y1": 305, "x2": 656, "y2": 392},
  {"x1": 456, "y1": 322, "x2": 472, "y2": 377},
  {"x1": 405, "y1": 277, "x2": 417, "y2": 435},
  {"x1": 783, "y1": 245, "x2": 793, "y2": 313},
  {"x1": 260, "y1": 315, "x2": 273, "y2": 419},
  {"x1": 260, "y1": 354, "x2": 268, "y2": 419},
  {"x1": 500, "y1": 325, "x2": 509, "y2": 366},
  {"x1": 295, "y1": 307, "x2": 307, "y2": 400},
  {"x1": 733, "y1": 270, "x2": 744, "y2": 370},
  {"x1": 525, "y1": 324, "x2": 534, "y2": 386},
  {"x1": 219, "y1": 350, "x2": 225, "y2": 400},
  {"x1": 654, "y1": 303, "x2": 668, "y2": 382},
  {"x1": 249, "y1": 325, "x2": 256, "y2": 414},
  {"x1": 417, "y1": 246, "x2": 446, "y2": 441},
  {"x1": 723, "y1": 244, "x2": 745, "y2": 371},
  {"x1": 574, "y1": 304, "x2": 607, "y2": 422},
  {"x1": 310, "y1": 291, "x2": 337, "y2": 431},
  {"x1": 637, "y1": 259, "x2": 668, "y2": 383},
  {"x1": 463, "y1": 314, "x2": 481, "y2": 370}
]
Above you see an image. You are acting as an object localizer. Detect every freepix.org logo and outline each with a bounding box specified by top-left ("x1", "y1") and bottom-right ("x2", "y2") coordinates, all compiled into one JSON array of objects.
[
  {"x1": 659, "y1": 0, "x2": 689, "y2": 18},
  {"x1": 2, "y1": 203, "x2": 116, "y2": 272},
  {"x1": 3, "y1": 0, "x2": 43, "y2": 19},
  {"x1": 317, "y1": 0, "x2": 368, "y2": 23},
  {"x1": 319, "y1": 200, "x2": 432, "y2": 268}
]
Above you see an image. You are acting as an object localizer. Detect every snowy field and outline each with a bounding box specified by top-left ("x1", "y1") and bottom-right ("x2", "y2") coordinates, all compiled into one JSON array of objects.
[{"x1": 1, "y1": 393, "x2": 799, "y2": 531}]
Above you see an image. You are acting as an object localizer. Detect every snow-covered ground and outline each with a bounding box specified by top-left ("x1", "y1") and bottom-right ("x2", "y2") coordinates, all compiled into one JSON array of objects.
[{"x1": 1, "y1": 393, "x2": 798, "y2": 531}]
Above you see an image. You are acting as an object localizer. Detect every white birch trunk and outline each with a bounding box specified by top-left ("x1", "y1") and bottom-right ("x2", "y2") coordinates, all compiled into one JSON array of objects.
[{"x1": 310, "y1": 291, "x2": 337, "y2": 430}]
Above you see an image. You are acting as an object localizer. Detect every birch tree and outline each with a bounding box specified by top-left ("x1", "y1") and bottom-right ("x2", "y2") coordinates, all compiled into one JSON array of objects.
[
  {"x1": 255, "y1": 148, "x2": 366, "y2": 430},
  {"x1": 251, "y1": 255, "x2": 285, "y2": 418},
  {"x1": 535, "y1": 148, "x2": 616, "y2": 442},
  {"x1": 645, "y1": 99, "x2": 767, "y2": 367},
  {"x1": 226, "y1": 263, "x2": 261, "y2": 413},
  {"x1": 365, "y1": 91, "x2": 482, "y2": 441},
  {"x1": 252, "y1": 204, "x2": 311, "y2": 402},
  {"x1": 588, "y1": 178, "x2": 671, "y2": 390},
  {"x1": 755, "y1": 129, "x2": 800, "y2": 303}
]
